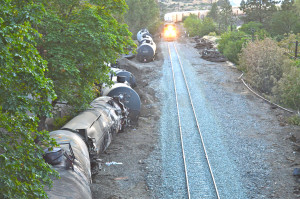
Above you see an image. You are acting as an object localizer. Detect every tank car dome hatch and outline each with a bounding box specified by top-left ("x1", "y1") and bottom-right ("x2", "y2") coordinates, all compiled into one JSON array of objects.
[
  {"x1": 139, "y1": 34, "x2": 153, "y2": 44},
  {"x1": 117, "y1": 76, "x2": 126, "y2": 83},
  {"x1": 110, "y1": 68, "x2": 137, "y2": 88},
  {"x1": 46, "y1": 130, "x2": 92, "y2": 199},
  {"x1": 137, "y1": 28, "x2": 152, "y2": 43},
  {"x1": 101, "y1": 83, "x2": 141, "y2": 122}
]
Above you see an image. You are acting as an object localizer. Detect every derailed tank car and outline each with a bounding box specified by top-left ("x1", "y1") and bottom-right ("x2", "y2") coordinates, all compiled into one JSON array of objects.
[
  {"x1": 44, "y1": 70, "x2": 140, "y2": 198},
  {"x1": 136, "y1": 28, "x2": 156, "y2": 63}
]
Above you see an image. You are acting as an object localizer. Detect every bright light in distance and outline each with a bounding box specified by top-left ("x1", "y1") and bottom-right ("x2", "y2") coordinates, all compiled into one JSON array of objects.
[{"x1": 164, "y1": 25, "x2": 177, "y2": 38}]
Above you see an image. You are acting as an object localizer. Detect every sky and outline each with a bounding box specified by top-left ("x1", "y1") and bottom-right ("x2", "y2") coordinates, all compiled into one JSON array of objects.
[{"x1": 230, "y1": 0, "x2": 242, "y2": 6}]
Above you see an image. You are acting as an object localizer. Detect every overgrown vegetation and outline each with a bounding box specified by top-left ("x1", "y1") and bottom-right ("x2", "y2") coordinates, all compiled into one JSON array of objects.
[
  {"x1": 201, "y1": 0, "x2": 300, "y2": 116},
  {"x1": 239, "y1": 38, "x2": 286, "y2": 94},
  {"x1": 218, "y1": 31, "x2": 248, "y2": 63},
  {"x1": 0, "y1": 0, "x2": 136, "y2": 198},
  {"x1": 124, "y1": 0, "x2": 160, "y2": 36},
  {"x1": 0, "y1": 1, "x2": 58, "y2": 198},
  {"x1": 183, "y1": 15, "x2": 216, "y2": 37}
]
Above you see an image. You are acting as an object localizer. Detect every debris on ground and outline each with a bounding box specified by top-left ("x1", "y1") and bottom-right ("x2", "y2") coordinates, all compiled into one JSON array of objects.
[
  {"x1": 201, "y1": 49, "x2": 227, "y2": 62},
  {"x1": 194, "y1": 38, "x2": 214, "y2": 49},
  {"x1": 192, "y1": 36, "x2": 227, "y2": 62},
  {"x1": 105, "y1": 161, "x2": 123, "y2": 166}
]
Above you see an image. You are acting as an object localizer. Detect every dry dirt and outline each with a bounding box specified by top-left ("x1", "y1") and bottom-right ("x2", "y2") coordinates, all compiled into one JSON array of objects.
[
  {"x1": 91, "y1": 37, "x2": 300, "y2": 198},
  {"x1": 90, "y1": 38, "x2": 163, "y2": 199}
]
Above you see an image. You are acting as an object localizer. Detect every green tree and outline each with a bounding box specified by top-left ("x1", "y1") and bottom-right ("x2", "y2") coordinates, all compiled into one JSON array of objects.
[
  {"x1": 239, "y1": 21, "x2": 263, "y2": 34},
  {"x1": 218, "y1": 0, "x2": 233, "y2": 32},
  {"x1": 124, "y1": 0, "x2": 160, "y2": 36},
  {"x1": 267, "y1": 0, "x2": 300, "y2": 36},
  {"x1": 200, "y1": 17, "x2": 217, "y2": 37},
  {"x1": 0, "y1": 1, "x2": 58, "y2": 198},
  {"x1": 183, "y1": 14, "x2": 202, "y2": 36},
  {"x1": 183, "y1": 15, "x2": 216, "y2": 37},
  {"x1": 207, "y1": 2, "x2": 219, "y2": 22},
  {"x1": 37, "y1": 0, "x2": 135, "y2": 112},
  {"x1": 240, "y1": 0, "x2": 278, "y2": 23}
]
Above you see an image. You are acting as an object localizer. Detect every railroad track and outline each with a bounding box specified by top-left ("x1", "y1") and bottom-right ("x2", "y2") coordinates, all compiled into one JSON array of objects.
[{"x1": 167, "y1": 42, "x2": 220, "y2": 199}]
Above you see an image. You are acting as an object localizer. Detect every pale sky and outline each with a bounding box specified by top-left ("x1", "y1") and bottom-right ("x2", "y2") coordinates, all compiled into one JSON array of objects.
[{"x1": 230, "y1": 0, "x2": 242, "y2": 6}]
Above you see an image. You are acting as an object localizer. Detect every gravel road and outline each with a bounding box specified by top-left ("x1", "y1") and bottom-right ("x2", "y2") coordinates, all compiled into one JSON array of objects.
[{"x1": 91, "y1": 37, "x2": 300, "y2": 199}]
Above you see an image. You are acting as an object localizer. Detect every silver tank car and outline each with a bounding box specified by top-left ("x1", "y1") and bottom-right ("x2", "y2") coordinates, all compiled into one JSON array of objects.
[
  {"x1": 136, "y1": 38, "x2": 156, "y2": 63},
  {"x1": 44, "y1": 130, "x2": 92, "y2": 199},
  {"x1": 44, "y1": 96, "x2": 130, "y2": 199}
]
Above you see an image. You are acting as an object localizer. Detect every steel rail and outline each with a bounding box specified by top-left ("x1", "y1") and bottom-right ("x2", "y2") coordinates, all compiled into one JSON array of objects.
[
  {"x1": 167, "y1": 42, "x2": 191, "y2": 199},
  {"x1": 171, "y1": 42, "x2": 221, "y2": 199}
]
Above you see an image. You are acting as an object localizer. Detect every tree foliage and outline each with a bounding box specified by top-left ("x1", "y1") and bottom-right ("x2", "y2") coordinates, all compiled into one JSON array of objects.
[
  {"x1": 239, "y1": 21, "x2": 264, "y2": 35},
  {"x1": 218, "y1": 31, "x2": 248, "y2": 64},
  {"x1": 37, "y1": 0, "x2": 135, "y2": 112},
  {"x1": 124, "y1": 0, "x2": 160, "y2": 36},
  {"x1": 218, "y1": 0, "x2": 233, "y2": 32},
  {"x1": 240, "y1": 0, "x2": 278, "y2": 23},
  {"x1": 267, "y1": 0, "x2": 300, "y2": 36},
  {"x1": 1, "y1": 0, "x2": 135, "y2": 198},
  {"x1": 0, "y1": 1, "x2": 58, "y2": 198},
  {"x1": 207, "y1": 2, "x2": 219, "y2": 22},
  {"x1": 183, "y1": 15, "x2": 216, "y2": 37}
]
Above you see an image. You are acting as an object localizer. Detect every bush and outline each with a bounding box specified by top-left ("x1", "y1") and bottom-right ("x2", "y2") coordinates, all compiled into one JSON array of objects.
[
  {"x1": 53, "y1": 115, "x2": 72, "y2": 130},
  {"x1": 239, "y1": 21, "x2": 263, "y2": 35},
  {"x1": 183, "y1": 15, "x2": 216, "y2": 37},
  {"x1": 223, "y1": 40, "x2": 245, "y2": 63},
  {"x1": 183, "y1": 14, "x2": 201, "y2": 36},
  {"x1": 199, "y1": 17, "x2": 216, "y2": 37},
  {"x1": 278, "y1": 33, "x2": 300, "y2": 58},
  {"x1": 218, "y1": 31, "x2": 248, "y2": 64},
  {"x1": 208, "y1": 32, "x2": 217, "y2": 36},
  {"x1": 239, "y1": 38, "x2": 287, "y2": 94},
  {"x1": 272, "y1": 66, "x2": 300, "y2": 110},
  {"x1": 287, "y1": 115, "x2": 300, "y2": 126}
]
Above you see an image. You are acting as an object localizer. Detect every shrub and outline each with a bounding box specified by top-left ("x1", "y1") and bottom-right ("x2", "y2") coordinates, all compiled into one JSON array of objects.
[
  {"x1": 239, "y1": 38, "x2": 287, "y2": 94},
  {"x1": 199, "y1": 17, "x2": 216, "y2": 37},
  {"x1": 287, "y1": 115, "x2": 300, "y2": 126},
  {"x1": 208, "y1": 32, "x2": 217, "y2": 36},
  {"x1": 223, "y1": 40, "x2": 245, "y2": 63},
  {"x1": 218, "y1": 31, "x2": 248, "y2": 64},
  {"x1": 183, "y1": 14, "x2": 201, "y2": 36},
  {"x1": 183, "y1": 15, "x2": 216, "y2": 37},
  {"x1": 272, "y1": 66, "x2": 300, "y2": 110},
  {"x1": 53, "y1": 115, "x2": 72, "y2": 130},
  {"x1": 278, "y1": 33, "x2": 300, "y2": 58},
  {"x1": 239, "y1": 21, "x2": 264, "y2": 35}
]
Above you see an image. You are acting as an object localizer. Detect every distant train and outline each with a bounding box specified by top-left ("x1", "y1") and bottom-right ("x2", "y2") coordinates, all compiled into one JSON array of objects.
[
  {"x1": 164, "y1": 10, "x2": 210, "y2": 23},
  {"x1": 164, "y1": 7, "x2": 244, "y2": 23},
  {"x1": 136, "y1": 29, "x2": 156, "y2": 63},
  {"x1": 44, "y1": 68, "x2": 140, "y2": 198}
]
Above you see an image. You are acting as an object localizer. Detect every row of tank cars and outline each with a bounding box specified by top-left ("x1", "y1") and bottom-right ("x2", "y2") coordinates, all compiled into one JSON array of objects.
[
  {"x1": 136, "y1": 29, "x2": 156, "y2": 63},
  {"x1": 43, "y1": 68, "x2": 140, "y2": 198}
]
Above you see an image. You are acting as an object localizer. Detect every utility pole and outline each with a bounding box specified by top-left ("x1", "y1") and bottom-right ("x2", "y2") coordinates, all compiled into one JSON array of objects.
[{"x1": 295, "y1": 41, "x2": 298, "y2": 59}]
